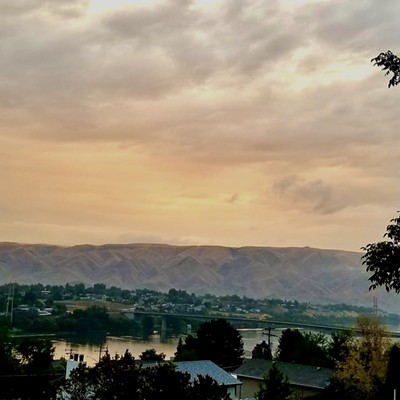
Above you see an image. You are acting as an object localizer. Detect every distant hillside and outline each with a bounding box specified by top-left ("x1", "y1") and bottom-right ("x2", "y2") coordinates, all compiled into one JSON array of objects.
[{"x1": 0, "y1": 242, "x2": 398, "y2": 313}]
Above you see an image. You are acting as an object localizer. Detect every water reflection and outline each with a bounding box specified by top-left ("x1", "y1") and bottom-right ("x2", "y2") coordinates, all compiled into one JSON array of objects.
[
  {"x1": 52, "y1": 328, "x2": 275, "y2": 367},
  {"x1": 53, "y1": 333, "x2": 181, "y2": 366}
]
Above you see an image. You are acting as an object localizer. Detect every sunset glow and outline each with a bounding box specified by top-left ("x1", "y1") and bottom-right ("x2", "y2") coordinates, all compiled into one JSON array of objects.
[{"x1": 1, "y1": 0, "x2": 399, "y2": 251}]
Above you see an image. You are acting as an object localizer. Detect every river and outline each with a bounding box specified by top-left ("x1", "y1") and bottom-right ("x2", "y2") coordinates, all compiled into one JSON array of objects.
[
  {"x1": 52, "y1": 321, "x2": 400, "y2": 367},
  {"x1": 52, "y1": 328, "x2": 275, "y2": 366}
]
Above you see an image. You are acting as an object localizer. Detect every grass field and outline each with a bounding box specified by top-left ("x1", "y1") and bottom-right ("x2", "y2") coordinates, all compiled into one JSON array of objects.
[{"x1": 56, "y1": 299, "x2": 128, "y2": 314}]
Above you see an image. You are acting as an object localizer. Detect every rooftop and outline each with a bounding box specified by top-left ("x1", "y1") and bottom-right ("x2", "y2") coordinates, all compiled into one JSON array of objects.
[
  {"x1": 233, "y1": 359, "x2": 333, "y2": 389},
  {"x1": 175, "y1": 360, "x2": 242, "y2": 386}
]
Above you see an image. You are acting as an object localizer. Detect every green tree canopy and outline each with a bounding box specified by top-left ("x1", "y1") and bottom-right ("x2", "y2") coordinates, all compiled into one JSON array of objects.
[
  {"x1": 385, "y1": 343, "x2": 400, "y2": 399},
  {"x1": 276, "y1": 328, "x2": 330, "y2": 367},
  {"x1": 255, "y1": 362, "x2": 292, "y2": 400},
  {"x1": 139, "y1": 348, "x2": 166, "y2": 362},
  {"x1": 16, "y1": 338, "x2": 55, "y2": 373},
  {"x1": 362, "y1": 212, "x2": 400, "y2": 293},
  {"x1": 252, "y1": 340, "x2": 272, "y2": 360},
  {"x1": 0, "y1": 325, "x2": 19, "y2": 374},
  {"x1": 59, "y1": 356, "x2": 231, "y2": 400},
  {"x1": 327, "y1": 329, "x2": 353, "y2": 366},
  {"x1": 174, "y1": 319, "x2": 244, "y2": 369}
]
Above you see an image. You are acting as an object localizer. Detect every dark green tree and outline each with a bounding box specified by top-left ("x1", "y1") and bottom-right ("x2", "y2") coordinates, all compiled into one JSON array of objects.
[
  {"x1": 255, "y1": 362, "x2": 292, "y2": 400},
  {"x1": 59, "y1": 356, "x2": 231, "y2": 400},
  {"x1": 90, "y1": 357, "x2": 141, "y2": 400},
  {"x1": 167, "y1": 288, "x2": 193, "y2": 304},
  {"x1": 174, "y1": 335, "x2": 199, "y2": 361},
  {"x1": 276, "y1": 329, "x2": 304, "y2": 363},
  {"x1": 0, "y1": 324, "x2": 19, "y2": 374},
  {"x1": 16, "y1": 338, "x2": 55, "y2": 373},
  {"x1": 59, "y1": 363, "x2": 95, "y2": 400},
  {"x1": 385, "y1": 343, "x2": 400, "y2": 398},
  {"x1": 276, "y1": 329, "x2": 330, "y2": 367},
  {"x1": 327, "y1": 329, "x2": 353, "y2": 365},
  {"x1": 252, "y1": 340, "x2": 272, "y2": 360},
  {"x1": 191, "y1": 374, "x2": 231, "y2": 400},
  {"x1": 139, "y1": 348, "x2": 166, "y2": 362},
  {"x1": 175, "y1": 319, "x2": 244, "y2": 368},
  {"x1": 93, "y1": 283, "x2": 107, "y2": 295},
  {"x1": 196, "y1": 319, "x2": 244, "y2": 368},
  {"x1": 371, "y1": 50, "x2": 400, "y2": 88},
  {"x1": 301, "y1": 331, "x2": 330, "y2": 367},
  {"x1": 140, "y1": 363, "x2": 191, "y2": 400},
  {"x1": 362, "y1": 212, "x2": 400, "y2": 293}
]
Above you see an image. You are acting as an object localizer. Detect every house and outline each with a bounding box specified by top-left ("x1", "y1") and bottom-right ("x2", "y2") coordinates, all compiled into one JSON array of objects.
[
  {"x1": 233, "y1": 358, "x2": 333, "y2": 399},
  {"x1": 175, "y1": 360, "x2": 242, "y2": 400},
  {"x1": 65, "y1": 353, "x2": 86, "y2": 379},
  {"x1": 63, "y1": 356, "x2": 242, "y2": 399}
]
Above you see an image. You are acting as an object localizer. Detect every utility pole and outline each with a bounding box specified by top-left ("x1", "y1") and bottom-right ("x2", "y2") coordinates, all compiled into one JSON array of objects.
[
  {"x1": 65, "y1": 347, "x2": 77, "y2": 359},
  {"x1": 95, "y1": 344, "x2": 109, "y2": 363},
  {"x1": 373, "y1": 295, "x2": 378, "y2": 315},
  {"x1": 262, "y1": 326, "x2": 278, "y2": 349},
  {"x1": 5, "y1": 282, "x2": 15, "y2": 326}
]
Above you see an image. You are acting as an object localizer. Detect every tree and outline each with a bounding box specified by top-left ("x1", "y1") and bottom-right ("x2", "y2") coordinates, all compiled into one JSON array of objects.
[
  {"x1": 196, "y1": 319, "x2": 244, "y2": 368},
  {"x1": 300, "y1": 331, "x2": 330, "y2": 367},
  {"x1": 58, "y1": 351, "x2": 231, "y2": 400},
  {"x1": 0, "y1": 325, "x2": 19, "y2": 374},
  {"x1": 330, "y1": 316, "x2": 389, "y2": 400},
  {"x1": 93, "y1": 283, "x2": 106, "y2": 295},
  {"x1": 174, "y1": 335, "x2": 199, "y2": 362},
  {"x1": 89, "y1": 357, "x2": 141, "y2": 400},
  {"x1": 140, "y1": 363, "x2": 191, "y2": 400},
  {"x1": 385, "y1": 343, "x2": 400, "y2": 398},
  {"x1": 191, "y1": 374, "x2": 231, "y2": 400},
  {"x1": 362, "y1": 211, "x2": 400, "y2": 293},
  {"x1": 59, "y1": 363, "x2": 95, "y2": 400},
  {"x1": 276, "y1": 329, "x2": 304, "y2": 363},
  {"x1": 139, "y1": 348, "x2": 166, "y2": 362},
  {"x1": 252, "y1": 340, "x2": 272, "y2": 360},
  {"x1": 175, "y1": 319, "x2": 244, "y2": 369},
  {"x1": 371, "y1": 50, "x2": 400, "y2": 88},
  {"x1": 16, "y1": 338, "x2": 55, "y2": 373},
  {"x1": 255, "y1": 362, "x2": 292, "y2": 400},
  {"x1": 327, "y1": 329, "x2": 353, "y2": 366}
]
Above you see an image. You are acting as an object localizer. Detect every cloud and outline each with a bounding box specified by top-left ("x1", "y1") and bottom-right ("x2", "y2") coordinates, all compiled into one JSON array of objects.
[
  {"x1": 227, "y1": 193, "x2": 239, "y2": 204},
  {"x1": 306, "y1": 0, "x2": 400, "y2": 54},
  {"x1": 0, "y1": 0, "x2": 400, "y2": 250},
  {"x1": 272, "y1": 175, "x2": 351, "y2": 214}
]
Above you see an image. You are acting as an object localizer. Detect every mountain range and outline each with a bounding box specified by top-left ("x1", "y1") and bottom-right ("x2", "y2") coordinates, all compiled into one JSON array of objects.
[{"x1": 0, "y1": 242, "x2": 398, "y2": 313}]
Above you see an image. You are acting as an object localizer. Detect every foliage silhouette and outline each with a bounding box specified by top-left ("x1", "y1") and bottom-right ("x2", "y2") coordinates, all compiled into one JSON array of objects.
[
  {"x1": 371, "y1": 50, "x2": 400, "y2": 87},
  {"x1": 362, "y1": 212, "x2": 400, "y2": 293}
]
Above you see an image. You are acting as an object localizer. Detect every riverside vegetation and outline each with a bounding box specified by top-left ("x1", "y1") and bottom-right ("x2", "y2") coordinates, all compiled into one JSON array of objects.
[{"x1": 1, "y1": 282, "x2": 398, "y2": 336}]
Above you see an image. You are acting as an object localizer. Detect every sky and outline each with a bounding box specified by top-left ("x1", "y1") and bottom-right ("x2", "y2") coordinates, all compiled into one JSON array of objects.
[{"x1": 1, "y1": 0, "x2": 400, "y2": 252}]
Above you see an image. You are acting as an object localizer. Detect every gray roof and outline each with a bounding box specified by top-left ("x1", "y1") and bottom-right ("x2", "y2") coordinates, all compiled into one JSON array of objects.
[
  {"x1": 233, "y1": 359, "x2": 333, "y2": 390},
  {"x1": 174, "y1": 360, "x2": 242, "y2": 387}
]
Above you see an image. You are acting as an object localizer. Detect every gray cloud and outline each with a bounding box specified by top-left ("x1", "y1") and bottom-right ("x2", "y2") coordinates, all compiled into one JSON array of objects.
[
  {"x1": 305, "y1": 0, "x2": 400, "y2": 54},
  {"x1": 1, "y1": 0, "x2": 400, "y2": 250},
  {"x1": 272, "y1": 175, "x2": 351, "y2": 214},
  {"x1": 0, "y1": 0, "x2": 88, "y2": 18}
]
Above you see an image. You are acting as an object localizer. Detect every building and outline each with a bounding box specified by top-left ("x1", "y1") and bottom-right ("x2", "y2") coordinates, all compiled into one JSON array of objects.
[
  {"x1": 233, "y1": 358, "x2": 333, "y2": 399},
  {"x1": 175, "y1": 360, "x2": 242, "y2": 400}
]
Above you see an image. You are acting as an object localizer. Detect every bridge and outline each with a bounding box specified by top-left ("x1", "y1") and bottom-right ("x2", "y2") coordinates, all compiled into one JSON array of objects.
[{"x1": 122, "y1": 310, "x2": 400, "y2": 339}]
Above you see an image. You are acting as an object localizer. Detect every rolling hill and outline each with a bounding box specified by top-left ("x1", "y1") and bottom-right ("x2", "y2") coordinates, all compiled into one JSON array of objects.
[{"x1": 0, "y1": 242, "x2": 398, "y2": 313}]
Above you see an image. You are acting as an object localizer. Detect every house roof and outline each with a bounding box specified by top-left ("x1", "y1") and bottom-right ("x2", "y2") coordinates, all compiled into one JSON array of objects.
[
  {"x1": 174, "y1": 360, "x2": 242, "y2": 387},
  {"x1": 233, "y1": 359, "x2": 333, "y2": 390}
]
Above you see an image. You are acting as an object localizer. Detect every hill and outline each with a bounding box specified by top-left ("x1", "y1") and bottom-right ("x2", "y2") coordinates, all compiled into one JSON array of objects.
[{"x1": 0, "y1": 242, "x2": 398, "y2": 313}]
